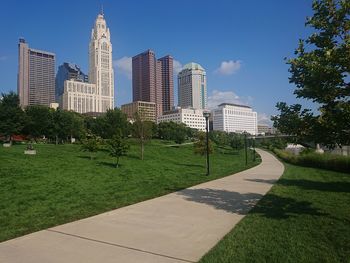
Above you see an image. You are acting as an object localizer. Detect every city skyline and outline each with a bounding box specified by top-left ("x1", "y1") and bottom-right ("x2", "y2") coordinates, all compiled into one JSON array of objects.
[{"x1": 0, "y1": 0, "x2": 315, "y2": 125}]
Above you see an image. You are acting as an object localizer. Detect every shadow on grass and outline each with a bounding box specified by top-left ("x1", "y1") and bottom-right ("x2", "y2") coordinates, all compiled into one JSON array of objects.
[
  {"x1": 177, "y1": 188, "x2": 327, "y2": 219},
  {"x1": 77, "y1": 155, "x2": 94, "y2": 160},
  {"x1": 174, "y1": 163, "x2": 204, "y2": 168},
  {"x1": 177, "y1": 188, "x2": 262, "y2": 215},
  {"x1": 251, "y1": 193, "x2": 327, "y2": 219},
  {"x1": 98, "y1": 161, "x2": 121, "y2": 168},
  {"x1": 277, "y1": 179, "x2": 350, "y2": 193}
]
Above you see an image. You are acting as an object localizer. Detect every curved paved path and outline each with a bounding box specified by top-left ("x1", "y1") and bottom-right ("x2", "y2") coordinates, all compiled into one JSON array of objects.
[{"x1": 0, "y1": 149, "x2": 284, "y2": 263}]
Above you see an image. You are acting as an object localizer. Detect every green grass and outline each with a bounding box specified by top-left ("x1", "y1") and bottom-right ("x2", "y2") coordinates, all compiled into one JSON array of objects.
[
  {"x1": 199, "y1": 163, "x2": 350, "y2": 263},
  {"x1": 0, "y1": 140, "x2": 259, "y2": 242}
]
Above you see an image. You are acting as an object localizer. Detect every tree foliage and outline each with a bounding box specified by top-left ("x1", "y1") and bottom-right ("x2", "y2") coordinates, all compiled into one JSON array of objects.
[
  {"x1": 107, "y1": 134, "x2": 129, "y2": 168},
  {"x1": 194, "y1": 132, "x2": 213, "y2": 156},
  {"x1": 158, "y1": 121, "x2": 188, "y2": 144},
  {"x1": 0, "y1": 92, "x2": 26, "y2": 142},
  {"x1": 275, "y1": 0, "x2": 350, "y2": 147},
  {"x1": 81, "y1": 136, "x2": 100, "y2": 160}
]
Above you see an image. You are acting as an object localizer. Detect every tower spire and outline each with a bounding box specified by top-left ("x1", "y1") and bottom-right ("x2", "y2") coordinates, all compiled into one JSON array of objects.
[{"x1": 100, "y1": 3, "x2": 104, "y2": 16}]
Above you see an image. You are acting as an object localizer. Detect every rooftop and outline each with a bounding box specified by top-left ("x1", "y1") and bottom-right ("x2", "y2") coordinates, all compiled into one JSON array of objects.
[
  {"x1": 218, "y1": 103, "x2": 251, "y2": 109},
  {"x1": 182, "y1": 62, "x2": 205, "y2": 71}
]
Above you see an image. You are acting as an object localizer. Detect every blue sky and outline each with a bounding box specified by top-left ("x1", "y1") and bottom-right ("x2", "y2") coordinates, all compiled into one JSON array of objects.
[{"x1": 0, "y1": 0, "x2": 315, "y2": 125}]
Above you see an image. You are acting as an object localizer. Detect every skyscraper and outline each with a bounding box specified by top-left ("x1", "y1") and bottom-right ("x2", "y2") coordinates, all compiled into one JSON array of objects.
[
  {"x1": 178, "y1": 62, "x2": 207, "y2": 110},
  {"x1": 17, "y1": 38, "x2": 55, "y2": 108},
  {"x1": 132, "y1": 50, "x2": 163, "y2": 116},
  {"x1": 158, "y1": 55, "x2": 174, "y2": 112},
  {"x1": 56, "y1": 62, "x2": 88, "y2": 100},
  {"x1": 89, "y1": 11, "x2": 114, "y2": 112}
]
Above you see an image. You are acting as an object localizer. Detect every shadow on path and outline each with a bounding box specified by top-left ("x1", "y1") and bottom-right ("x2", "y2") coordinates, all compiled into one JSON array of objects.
[
  {"x1": 245, "y1": 178, "x2": 278, "y2": 184},
  {"x1": 177, "y1": 188, "x2": 328, "y2": 219},
  {"x1": 177, "y1": 188, "x2": 262, "y2": 215}
]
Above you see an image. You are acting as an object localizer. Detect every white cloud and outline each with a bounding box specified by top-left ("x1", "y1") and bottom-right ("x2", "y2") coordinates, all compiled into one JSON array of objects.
[
  {"x1": 173, "y1": 59, "x2": 183, "y2": 75},
  {"x1": 214, "y1": 60, "x2": 242, "y2": 75},
  {"x1": 113, "y1": 56, "x2": 132, "y2": 79},
  {"x1": 207, "y1": 89, "x2": 246, "y2": 109},
  {"x1": 258, "y1": 113, "x2": 273, "y2": 126}
]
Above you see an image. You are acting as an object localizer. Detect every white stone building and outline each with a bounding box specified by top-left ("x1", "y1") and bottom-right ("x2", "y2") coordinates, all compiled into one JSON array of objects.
[
  {"x1": 178, "y1": 63, "x2": 207, "y2": 110},
  {"x1": 88, "y1": 11, "x2": 114, "y2": 112},
  {"x1": 212, "y1": 103, "x2": 258, "y2": 135},
  {"x1": 157, "y1": 108, "x2": 206, "y2": 131},
  {"x1": 61, "y1": 80, "x2": 97, "y2": 113},
  {"x1": 61, "y1": 11, "x2": 114, "y2": 113}
]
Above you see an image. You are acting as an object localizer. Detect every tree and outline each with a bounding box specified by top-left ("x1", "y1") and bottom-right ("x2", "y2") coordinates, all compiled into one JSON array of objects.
[
  {"x1": 173, "y1": 123, "x2": 187, "y2": 145},
  {"x1": 283, "y1": 0, "x2": 350, "y2": 147},
  {"x1": 90, "y1": 109, "x2": 129, "y2": 139},
  {"x1": 194, "y1": 132, "x2": 213, "y2": 156},
  {"x1": 107, "y1": 134, "x2": 129, "y2": 168},
  {"x1": 0, "y1": 92, "x2": 26, "y2": 143},
  {"x1": 80, "y1": 136, "x2": 99, "y2": 160},
  {"x1": 24, "y1": 105, "x2": 52, "y2": 140},
  {"x1": 229, "y1": 133, "x2": 244, "y2": 151},
  {"x1": 132, "y1": 112, "x2": 153, "y2": 160},
  {"x1": 210, "y1": 131, "x2": 229, "y2": 148},
  {"x1": 271, "y1": 102, "x2": 316, "y2": 143}
]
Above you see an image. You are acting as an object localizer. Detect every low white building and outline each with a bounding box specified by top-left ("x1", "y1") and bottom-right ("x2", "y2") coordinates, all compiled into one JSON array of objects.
[
  {"x1": 61, "y1": 80, "x2": 98, "y2": 113},
  {"x1": 157, "y1": 107, "x2": 207, "y2": 131},
  {"x1": 212, "y1": 103, "x2": 257, "y2": 135}
]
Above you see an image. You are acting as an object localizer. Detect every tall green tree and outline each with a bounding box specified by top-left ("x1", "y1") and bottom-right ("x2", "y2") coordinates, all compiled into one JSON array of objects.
[
  {"x1": 24, "y1": 105, "x2": 51, "y2": 140},
  {"x1": 91, "y1": 109, "x2": 129, "y2": 139},
  {"x1": 0, "y1": 92, "x2": 26, "y2": 143},
  {"x1": 281, "y1": 0, "x2": 350, "y2": 147}
]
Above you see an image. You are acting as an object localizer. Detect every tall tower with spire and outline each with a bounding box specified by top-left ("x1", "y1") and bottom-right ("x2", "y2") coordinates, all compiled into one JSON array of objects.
[{"x1": 89, "y1": 11, "x2": 114, "y2": 112}]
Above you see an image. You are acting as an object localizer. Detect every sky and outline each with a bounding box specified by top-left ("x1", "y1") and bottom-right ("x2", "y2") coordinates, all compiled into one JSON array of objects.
[{"x1": 0, "y1": 0, "x2": 316, "y2": 125}]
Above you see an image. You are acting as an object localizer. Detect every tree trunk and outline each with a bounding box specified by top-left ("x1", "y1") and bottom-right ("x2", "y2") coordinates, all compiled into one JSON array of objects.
[
  {"x1": 55, "y1": 135, "x2": 58, "y2": 145},
  {"x1": 116, "y1": 157, "x2": 119, "y2": 168},
  {"x1": 141, "y1": 141, "x2": 144, "y2": 160}
]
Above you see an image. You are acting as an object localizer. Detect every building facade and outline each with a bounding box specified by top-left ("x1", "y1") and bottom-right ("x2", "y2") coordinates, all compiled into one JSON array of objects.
[
  {"x1": 178, "y1": 62, "x2": 207, "y2": 110},
  {"x1": 89, "y1": 12, "x2": 114, "y2": 112},
  {"x1": 61, "y1": 80, "x2": 97, "y2": 113},
  {"x1": 121, "y1": 101, "x2": 156, "y2": 122},
  {"x1": 17, "y1": 38, "x2": 55, "y2": 108},
  {"x1": 212, "y1": 103, "x2": 257, "y2": 135},
  {"x1": 157, "y1": 107, "x2": 206, "y2": 131},
  {"x1": 158, "y1": 55, "x2": 174, "y2": 113},
  {"x1": 56, "y1": 62, "x2": 88, "y2": 101},
  {"x1": 257, "y1": 124, "x2": 277, "y2": 135},
  {"x1": 132, "y1": 50, "x2": 163, "y2": 116}
]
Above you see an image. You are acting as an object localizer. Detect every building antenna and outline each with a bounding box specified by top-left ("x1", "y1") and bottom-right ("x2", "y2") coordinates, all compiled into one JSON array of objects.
[{"x1": 100, "y1": 3, "x2": 104, "y2": 15}]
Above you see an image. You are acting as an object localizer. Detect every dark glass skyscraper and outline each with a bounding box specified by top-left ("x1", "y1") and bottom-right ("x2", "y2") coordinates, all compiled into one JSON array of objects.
[
  {"x1": 132, "y1": 50, "x2": 174, "y2": 116},
  {"x1": 55, "y1": 62, "x2": 88, "y2": 100},
  {"x1": 158, "y1": 55, "x2": 174, "y2": 112}
]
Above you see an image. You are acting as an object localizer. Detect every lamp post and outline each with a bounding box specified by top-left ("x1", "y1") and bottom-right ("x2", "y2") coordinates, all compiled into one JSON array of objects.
[
  {"x1": 244, "y1": 132, "x2": 248, "y2": 166},
  {"x1": 203, "y1": 111, "x2": 211, "y2": 176},
  {"x1": 252, "y1": 136, "x2": 256, "y2": 162}
]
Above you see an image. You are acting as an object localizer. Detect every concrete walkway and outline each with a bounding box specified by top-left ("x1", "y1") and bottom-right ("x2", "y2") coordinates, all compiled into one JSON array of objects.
[{"x1": 0, "y1": 149, "x2": 284, "y2": 263}]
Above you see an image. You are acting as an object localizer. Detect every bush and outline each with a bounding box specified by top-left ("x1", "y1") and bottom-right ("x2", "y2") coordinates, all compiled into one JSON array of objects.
[{"x1": 273, "y1": 149, "x2": 350, "y2": 173}]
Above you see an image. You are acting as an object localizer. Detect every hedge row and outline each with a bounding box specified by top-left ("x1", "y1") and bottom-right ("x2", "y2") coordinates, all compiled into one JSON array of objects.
[{"x1": 273, "y1": 149, "x2": 350, "y2": 174}]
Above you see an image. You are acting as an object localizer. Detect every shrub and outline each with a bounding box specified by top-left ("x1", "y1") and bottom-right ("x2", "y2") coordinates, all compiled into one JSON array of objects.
[{"x1": 273, "y1": 149, "x2": 350, "y2": 173}]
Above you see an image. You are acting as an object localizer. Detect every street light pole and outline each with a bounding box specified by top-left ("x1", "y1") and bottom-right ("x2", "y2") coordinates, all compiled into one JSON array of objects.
[
  {"x1": 244, "y1": 132, "x2": 248, "y2": 166},
  {"x1": 203, "y1": 111, "x2": 211, "y2": 176},
  {"x1": 253, "y1": 136, "x2": 256, "y2": 162}
]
